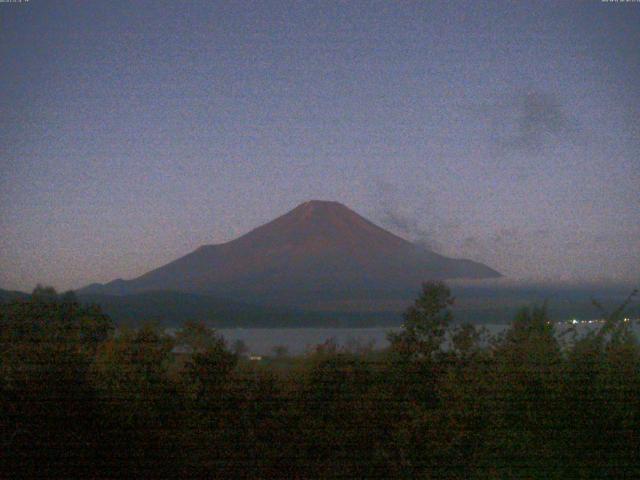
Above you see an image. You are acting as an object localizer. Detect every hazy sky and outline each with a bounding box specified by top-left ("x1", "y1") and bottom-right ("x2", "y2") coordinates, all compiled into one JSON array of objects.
[{"x1": 1, "y1": 0, "x2": 639, "y2": 291}]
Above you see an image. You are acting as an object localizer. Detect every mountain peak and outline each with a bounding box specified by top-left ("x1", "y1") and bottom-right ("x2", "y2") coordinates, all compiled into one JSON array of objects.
[
  {"x1": 276, "y1": 200, "x2": 366, "y2": 233},
  {"x1": 300, "y1": 200, "x2": 344, "y2": 207},
  {"x1": 292, "y1": 200, "x2": 350, "y2": 216}
]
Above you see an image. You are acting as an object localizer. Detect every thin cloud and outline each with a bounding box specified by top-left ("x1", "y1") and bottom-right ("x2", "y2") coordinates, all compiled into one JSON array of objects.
[
  {"x1": 380, "y1": 207, "x2": 443, "y2": 251},
  {"x1": 479, "y1": 90, "x2": 578, "y2": 155},
  {"x1": 373, "y1": 180, "x2": 445, "y2": 251}
]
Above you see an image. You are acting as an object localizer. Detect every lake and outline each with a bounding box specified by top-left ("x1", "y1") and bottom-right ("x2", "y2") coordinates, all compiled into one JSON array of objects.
[
  {"x1": 212, "y1": 321, "x2": 640, "y2": 356},
  {"x1": 216, "y1": 327, "x2": 400, "y2": 355}
]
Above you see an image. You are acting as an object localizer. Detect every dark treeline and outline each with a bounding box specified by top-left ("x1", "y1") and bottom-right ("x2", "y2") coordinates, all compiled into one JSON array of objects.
[{"x1": 1, "y1": 283, "x2": 639, "y2": 478}]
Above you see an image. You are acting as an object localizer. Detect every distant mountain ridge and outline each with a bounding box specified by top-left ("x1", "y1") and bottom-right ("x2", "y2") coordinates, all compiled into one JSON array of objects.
[
  {"x1": 0, "y1": 288, "x2": 29, "y2": 302},
  {"x1": 80, "y1": 200, "x2": 501, "y2": 307}
]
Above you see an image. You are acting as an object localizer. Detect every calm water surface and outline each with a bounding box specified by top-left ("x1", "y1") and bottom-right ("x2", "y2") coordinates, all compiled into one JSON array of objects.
[{"x1": 214, "y1": 322, "x2": 639, "y2": 356}]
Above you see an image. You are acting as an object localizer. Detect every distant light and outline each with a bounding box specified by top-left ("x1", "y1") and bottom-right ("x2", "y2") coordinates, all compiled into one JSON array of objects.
[{"x1": 572, "y1": 319, "x2": 578, "y2": 325}]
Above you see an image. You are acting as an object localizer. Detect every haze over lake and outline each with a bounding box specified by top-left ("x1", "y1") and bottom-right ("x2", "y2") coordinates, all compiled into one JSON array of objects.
[{"x1": 172, "y1": 322, "x2": 640, "y2": 356}]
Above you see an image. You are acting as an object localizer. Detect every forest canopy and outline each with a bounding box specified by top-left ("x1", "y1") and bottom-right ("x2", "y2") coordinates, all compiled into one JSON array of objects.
[{"x1": 1, "y1": 282, "x2": 639, "y2": 478}]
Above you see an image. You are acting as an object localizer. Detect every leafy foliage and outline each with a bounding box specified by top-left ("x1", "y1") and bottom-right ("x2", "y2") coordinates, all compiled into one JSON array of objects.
[
  {"x1": 1, "y1": 282, "x2": 639, "y2": 478},
  {"x1": 388, "y1": 281, "x2": 454, "y2": 358}
]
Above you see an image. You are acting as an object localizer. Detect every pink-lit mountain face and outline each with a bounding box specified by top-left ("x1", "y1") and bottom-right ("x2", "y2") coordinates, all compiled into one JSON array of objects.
[{"x1": 81, "y1": 201, "x2": 500, "y2": 306}]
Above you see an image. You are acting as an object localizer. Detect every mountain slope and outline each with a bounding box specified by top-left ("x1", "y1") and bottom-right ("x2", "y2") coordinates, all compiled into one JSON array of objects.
[{"x1": 80, "y1": 200, "x2": 500, "y2": 306}]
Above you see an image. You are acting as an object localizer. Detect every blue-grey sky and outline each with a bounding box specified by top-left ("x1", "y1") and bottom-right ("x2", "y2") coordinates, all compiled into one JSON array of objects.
[{"x1": 1, "y1": 0, "x2": 638, "y2": 291}]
